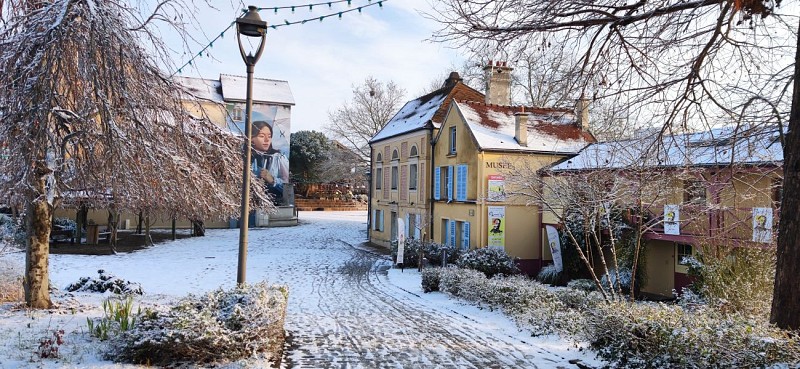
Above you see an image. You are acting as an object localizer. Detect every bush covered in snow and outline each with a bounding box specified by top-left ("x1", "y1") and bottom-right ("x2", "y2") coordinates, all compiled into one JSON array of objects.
[
  {"x1": 0, "y1": 214, "x2": 25, "y2": 247},
  {"x1": 599, "y1": 267, "x2": 634, "y2": 295},
  {"x1": 393, "y1": 239, "x2": 460, "y2": 267},
  {"x1": 567, "y1": 279, "x2": 596, "y2": 292},
  {"x1": 456, "y1": 247, "x2": 519, "y2": 278},
  {"x1": 52, "y1": 217, "x2": 76, "y2": 231},
  {"x1": 587, "y1": 302, "x2": 800, "y2": 368},
  {"x1": 113, "y1": 282, "x2": 288, "y2": 366},
  {"x1": 65, "y1": 270, "x2": 143, "y2": 295},
  {"x1": 535, "y1": 264, "x2": 561, "y2": 285},
  {"x1": 421, "y1": 268, "x2": 441, "y2": 293}
]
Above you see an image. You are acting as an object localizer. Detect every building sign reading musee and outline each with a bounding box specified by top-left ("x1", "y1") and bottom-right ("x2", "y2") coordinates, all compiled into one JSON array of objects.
[{"x1": 485, "y1": 162, "x2": 514, "y2": 169}]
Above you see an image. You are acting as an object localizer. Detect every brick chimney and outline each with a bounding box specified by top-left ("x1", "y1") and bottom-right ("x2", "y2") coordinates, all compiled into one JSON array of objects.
[
  {"x1": 483, "y1": 60, "x2": 513, "y2": 105},
  {"x1": 443, "y1": 71, "x2": 463, "y2": 88},
  {"x1": 576, "y1": 95, "x2": 590, "y2": 131},
  {"x1": 514, "y1": 107, "x2": 528, "y2": 147}
]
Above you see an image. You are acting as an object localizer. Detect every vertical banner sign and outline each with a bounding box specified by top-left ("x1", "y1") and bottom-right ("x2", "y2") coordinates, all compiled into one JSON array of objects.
[
  {"x1": 752, "y1": 207, "x2": 773, "y2": 243},
  {"x1": 396, "y1": 218, "x2": 406, "y2": 264},
  {"x1": 487, "y1": 206, "x2": 506, "y2": 248},
  {"x1": 487, "y1": 175, "x2": 506, "y2": 202},
  {"x1": 664, "y1": 204, "x2": 680, "y2": 235},
  {"x1": 545, "y1": 225, "x2": 563, "y2": 272}
]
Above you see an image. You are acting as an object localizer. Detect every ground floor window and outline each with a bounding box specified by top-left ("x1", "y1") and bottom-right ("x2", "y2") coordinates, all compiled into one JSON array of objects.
[
  {"x1": 676, "y1": 243, "x2": 693, "y2": 265},
  {"x1": 373, "y1": 209, "x2": 384, "y2": 232}
]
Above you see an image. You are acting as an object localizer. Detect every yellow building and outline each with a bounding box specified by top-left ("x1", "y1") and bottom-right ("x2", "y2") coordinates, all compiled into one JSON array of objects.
[
  {"x1": 368, "y1": 72, "x2": 483, "y2": 248},
  {"x1": 547, "y1": 126, "x2": 783, "y2": 297},
  {"x1": 431, "y1": 98, "x2": 594, "y2": 274}
]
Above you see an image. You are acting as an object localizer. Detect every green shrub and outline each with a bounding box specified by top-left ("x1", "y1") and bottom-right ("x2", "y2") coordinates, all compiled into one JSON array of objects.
[
  {"x1": 394, "y1": 239, "x2": 460, "y2": 267},
  {"x1": 114, "y1": 282, "x2": 288, "y2": 366},
  {"x1": 456, "y1": 247, "x2": 519, "y2": 278},
  {"x1": 588, "y1": 302, "x2": 800, "y2": 368},
  {"x1": 66, "y1": 270, "x2": 143, "y2": 295},
  {"x1": 567, "y1": 279, "x2": 596, "y2": 292},
  {"x1": 421, "y1": 268, "x2": 441, "y2": 293}
]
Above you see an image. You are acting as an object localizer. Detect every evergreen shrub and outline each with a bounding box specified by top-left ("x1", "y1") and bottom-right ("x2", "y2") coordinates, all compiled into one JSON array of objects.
[
  {"x1": 456, "y1": 247, "x2": 519, "y2": 278},
  {"x1": 66, "y1": 270, "x2": 143, "y2": 295}
]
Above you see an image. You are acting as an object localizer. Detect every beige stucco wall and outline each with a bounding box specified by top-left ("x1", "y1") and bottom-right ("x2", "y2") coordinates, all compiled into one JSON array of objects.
[
  {"x1": 52, "y1": 209, "x2": 230, "y2": 230},
  {"x1": 369, "y1": 130, "x2": 435, "y2": 248}
]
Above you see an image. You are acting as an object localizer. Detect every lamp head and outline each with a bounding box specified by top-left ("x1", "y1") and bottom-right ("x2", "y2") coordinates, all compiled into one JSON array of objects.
[{"x1": 236, "y1": 6, "x2": 267, "y2": 37}]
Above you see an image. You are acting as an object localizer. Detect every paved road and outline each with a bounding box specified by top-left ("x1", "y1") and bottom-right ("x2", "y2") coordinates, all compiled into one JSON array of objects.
[{"x1": 240, "y1": 213, "x2": 582, "y2": 369}]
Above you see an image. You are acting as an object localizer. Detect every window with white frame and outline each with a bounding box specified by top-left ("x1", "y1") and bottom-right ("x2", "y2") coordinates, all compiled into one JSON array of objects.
[
  {"x1": 449, "y1": 127, "x2": 457, "y2": 154},
  {"x1": 375, "y1": 167, "x2": 382, "y2": 190},
  {"x1": 372, "y1": 209, "x2": 384, "y2": 232}
]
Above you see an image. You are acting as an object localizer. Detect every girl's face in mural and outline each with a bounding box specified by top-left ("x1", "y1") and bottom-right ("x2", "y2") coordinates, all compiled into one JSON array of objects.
[{"x1": 253, "y1": 126, "x2": 272, "y2": 151}]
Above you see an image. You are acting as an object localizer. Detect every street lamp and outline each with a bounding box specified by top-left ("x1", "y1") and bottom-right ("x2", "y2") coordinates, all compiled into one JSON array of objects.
[{"x1": 236, "y1": 5, "x2": 267, "y2": 285}]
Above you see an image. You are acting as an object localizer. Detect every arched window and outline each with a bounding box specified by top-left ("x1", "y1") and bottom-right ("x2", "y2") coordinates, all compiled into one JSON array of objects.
[
  {"x1": 410, "y1": 145, "x2": 418, "y2": 157},
  {"x1": 376, "y1": 153, "x2": 383, "y2": 162},
  {"x1": 391, "y1": 149, "x2": 399, "y2": 161}
]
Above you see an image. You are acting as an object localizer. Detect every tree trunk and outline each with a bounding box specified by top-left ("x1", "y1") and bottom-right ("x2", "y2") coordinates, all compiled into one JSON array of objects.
[
  {"x1": 107, "y1": 209, "x2": 119, "y2": 253},
  {"x1": 171, "y1": 218, "x2": 177, "y2": 241},
  {"x1": 24, "y1": 175, "x2": 53, "y2": 309},
  {"x1": 192, "y1": 219, "x2": 205, "y2": 237},
  {"x1": 136, "y1": 211, "x2": 143, "y2": 234},
  {"x1": 771, "y1": 26, "x2": 800, "y2": 330},
  {"x1": 144, "y1": 214, "x2": 152, "y2": 246}
]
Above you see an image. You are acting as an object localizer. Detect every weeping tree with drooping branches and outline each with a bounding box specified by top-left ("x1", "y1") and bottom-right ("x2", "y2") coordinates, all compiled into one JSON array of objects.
[{"x1": 0, "y1": 0, "x2": 272, "y2": 308}]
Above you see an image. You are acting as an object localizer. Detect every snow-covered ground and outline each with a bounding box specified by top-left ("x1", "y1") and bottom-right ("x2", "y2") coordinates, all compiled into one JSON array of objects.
[{"x1": 0, "y1": 211, "x2": 601, "y2": 368}]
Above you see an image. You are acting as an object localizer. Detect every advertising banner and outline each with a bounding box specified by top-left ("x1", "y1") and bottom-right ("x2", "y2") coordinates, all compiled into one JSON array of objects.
[
  {"x1": 230, "y1": 103, "x2": 291, "y2": 205},
  {"x1": 396, "y1": 218, "x2": 406, "y2": 264},
  {"x1": 664, "y1": 204, "x2": 680, "y2": 235},
  {"x1": 487, "y1": 175, "x2": 506, "y2": 202},
  {"x1": 752, "y1": 207, "x2": 773, "y2": 243},
  {"x1": 545, "y1": 225, "x2": 563, "y2": 272},
  {"x1": 487, "y1": 206, "x2": 505, "y2": 248}
]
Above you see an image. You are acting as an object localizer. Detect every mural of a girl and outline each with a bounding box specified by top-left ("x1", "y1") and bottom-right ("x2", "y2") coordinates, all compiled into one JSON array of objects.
[{"x1": 251, "y1": 121, "x2": 290, "y2": 205}]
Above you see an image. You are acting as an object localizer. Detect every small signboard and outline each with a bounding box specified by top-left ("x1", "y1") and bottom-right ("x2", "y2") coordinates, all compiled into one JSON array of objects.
[
  {"x1": 396, "y1": 218, "x2": 406, "y2": 265},
  {"x1": 488, "y1": 206, "x2": 505, "y2": 248},
  {"x1": 752, "y1": 207, "x2": 773, "y2": 243},
  {"x1": 487, "y1": 175, "x2": 506, "y2": 202},
  {"x1": 664, "y1": 205, "x2": 680, "y2": 235}
]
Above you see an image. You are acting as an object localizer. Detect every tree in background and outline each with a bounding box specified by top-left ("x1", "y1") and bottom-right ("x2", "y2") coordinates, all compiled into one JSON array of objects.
[
  {"x1": 0, "y1": 0, "x2": 270, "y2": 308},
  {"x1": 290, "y1": 130, "x2": 331, "y2": 187},
  {"x1": 326, "y1": 76, "x2": 405, "y2": 162},
  {"x1": 431, "y1": 0, "x2": 797, "y2": 329}
]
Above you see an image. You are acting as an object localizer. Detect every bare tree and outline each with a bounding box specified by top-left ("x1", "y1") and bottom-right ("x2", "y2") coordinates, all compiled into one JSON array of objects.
[
  {"x1": 326, "y1": 76, "x2": 406, "y2": 162},
  {"x1": 432, "y1": 0, "x2": 798, "y2": 329},
  {"x1": 0, "y1": 0, "x2": 270, "y2": 308}
]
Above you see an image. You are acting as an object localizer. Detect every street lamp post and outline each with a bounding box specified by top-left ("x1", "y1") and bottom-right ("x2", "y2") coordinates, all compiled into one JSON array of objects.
[{"x1": 236, "y1": 5, "x2": 268, "y2": 285}]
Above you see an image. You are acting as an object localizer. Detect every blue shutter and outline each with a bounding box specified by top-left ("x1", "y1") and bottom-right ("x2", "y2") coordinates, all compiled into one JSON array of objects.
[
  {"x1": 447, "y1": 166, "x2": 454, "y2": 201},
  {"x1": 434, "y1": 167, "x2": 441, "y2": 200},
  {"x1": 449, "y1": 219, "x2": 456, "y2": 247},
  {"x1": 456, "y1": 164, "x2": 467, "y2": 201},
  {"x1": 461, "y1": 221, "x2": 470, "y2": 251}
]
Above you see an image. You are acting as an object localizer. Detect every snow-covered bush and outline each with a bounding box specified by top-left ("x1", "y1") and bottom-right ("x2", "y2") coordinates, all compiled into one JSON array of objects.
[
  {"x1": 456, "y1": 247, "x2": 519, "y2": 278},
  {"x1": 0, "y1": 214, "x2": 25, "y2": 247},
  {"x1": 587, "y1": 302, "x2": 800, "y2": 368},
  {"x1": 52, "y1": 217, "x2": 76, "y2": 231},
  {"x1": 65, "y1": 270, "x2": 143, "y2": 295},
  {"x1": 535, "y1": 264, "x2": 561, "y2": 285},
  {"x1": 421, "y1": 268, "x2": 441, "y2": 293},
  {"x1": 114, "y1": 282, "x2": 288, "y2": 366},
  {"x1": 394, "y1": 239, "x2": 460, "y2": 267},
  {"x1": 567, "y1": 279, "x2": 596, "y2": 292},
  {"x1": 599, "y1": 267, "x2": 634, "y2": 295}
]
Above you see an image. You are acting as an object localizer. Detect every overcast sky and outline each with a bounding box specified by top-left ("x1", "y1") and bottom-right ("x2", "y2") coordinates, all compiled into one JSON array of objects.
[{"x1": 165, "y1": 0, "x2": 466, "y2": 134}]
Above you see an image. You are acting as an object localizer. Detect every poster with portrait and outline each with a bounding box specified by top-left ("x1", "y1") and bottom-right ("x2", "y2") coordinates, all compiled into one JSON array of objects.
[
  {"x1": 664, "y1": 204, "x2": 680, "y2": 235},
  {"x1": 752, "y1": 207, "x2": 773, "y2": 243},
  {"x1": 487, "y1": 175, "x2": 506, "y2": 202},
  {"x1": 228, "y1": 103, "x2": 292, "y2": 205},
  {"x1": 487, "y1": 206, "x2": 506, "y2": 248},
  {"x1": 545, "y1": 225, "x2": 563, "y2": 272}
]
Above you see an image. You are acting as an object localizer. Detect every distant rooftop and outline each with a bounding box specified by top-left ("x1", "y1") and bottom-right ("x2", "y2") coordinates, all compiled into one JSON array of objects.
[{"x1": 176, "y1": 75, "x2": 294, "y2": 106}]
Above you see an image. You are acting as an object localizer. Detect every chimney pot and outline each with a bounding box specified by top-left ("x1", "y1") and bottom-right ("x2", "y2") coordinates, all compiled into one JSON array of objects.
[
  {"x1": 515, "y1": 110, "x2": 529, "y2": 147},
  {"x1": 576, "y1": 95, "x2": 590, "y2": 131}
]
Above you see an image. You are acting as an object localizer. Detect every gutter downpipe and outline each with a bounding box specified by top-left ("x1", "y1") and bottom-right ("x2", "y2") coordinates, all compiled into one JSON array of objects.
[
  {"x1": 429, "y1": 128, "x2": 436, "y2": 243},
  {"x1": 368, "y1": 145, "x2": 373, "y2": 243}
]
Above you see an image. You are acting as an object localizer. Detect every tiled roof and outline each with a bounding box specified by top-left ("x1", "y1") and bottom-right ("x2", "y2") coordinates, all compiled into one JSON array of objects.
[
  {"x1": 370, "y1": 80, "x2": 483, "y2": 143},
  {"x1": 549, "y1": 125, "x2": 783, "y2": 171},
  {"x1": 456, "y1": 101, "x2": 594, "y2": 154}
]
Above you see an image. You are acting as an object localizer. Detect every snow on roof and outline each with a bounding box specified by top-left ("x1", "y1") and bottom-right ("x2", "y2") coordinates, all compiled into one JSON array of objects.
[
  {"x1": 550, "y1": 125, "x2": 784, "y2": 171},
  {"x1": 175, "y1": 76, "x2": 224, "y2": 102},
  {"x1": 219, "y1": 74, "x2": 294, "y2": 105},
  {"x1": 370, "y1": 77, "x2": 484, "y2": 143},
  {"x1": 456, "y1": 101, "x2": 593, "y2": 154}
]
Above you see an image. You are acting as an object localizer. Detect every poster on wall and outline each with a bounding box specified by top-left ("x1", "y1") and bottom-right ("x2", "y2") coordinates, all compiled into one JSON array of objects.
[
  {"x1": 487, "y1": 175, "x2": 506, "y2": 202},
  {"x1": 752, "y1": 207, "x2": 773, "y2": 243},
  {"x1": 545, "y1": 225, "x2": 563, "y2": 272},
  {"x1": 396, "y1": 218, "x2": 406, "y2": 265},
  {"x1": 664, "y1": 204, "x2": 680, "y2": 235},
  {"x1": 487, "y1": 206, "x2": 506, "y2": 248},
  {"x1": 229, "y1": 104, "x2": 292, "y2": 205}
]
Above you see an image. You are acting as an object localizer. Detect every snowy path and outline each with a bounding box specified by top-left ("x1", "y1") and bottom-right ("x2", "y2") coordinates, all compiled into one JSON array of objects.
[{"x1": 1, "y1": 211, "x2": 595, "y2": 368}]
